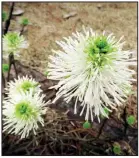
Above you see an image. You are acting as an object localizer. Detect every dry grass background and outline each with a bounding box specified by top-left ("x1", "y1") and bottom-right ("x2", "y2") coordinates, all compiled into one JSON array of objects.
[{"x1": 3, "y1": 2, "x2": 137, "y2": 72}]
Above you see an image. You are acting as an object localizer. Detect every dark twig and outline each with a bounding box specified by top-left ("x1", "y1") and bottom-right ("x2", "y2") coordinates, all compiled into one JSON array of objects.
[
  {"x1": 2, "y1": 73, "x2": 5, "y2": 88},
  {"x1": 7, "y1": 53, "x2": 18, "y2": 82},
  {"x1": 7, "y1": 59, "x2": 12, "y2": 82},
  {"x1": 2, "y1": 72, "x2": 7, "y2": 97},
  {"x1": 3, "y1": 2, "x2": 15, "y2": 35},
  {"x1": 13, "y1": 59, "x2": 18, "y2": 78},
  {"x1": 123, "y1": 106, "x2": 128, "y2": 135},
  {"x1": 20, "y1": 25, "x2": 25, "y2": 36},
  {"x1": 96, "y1": 118, "x2": 108, "y2": 138}
]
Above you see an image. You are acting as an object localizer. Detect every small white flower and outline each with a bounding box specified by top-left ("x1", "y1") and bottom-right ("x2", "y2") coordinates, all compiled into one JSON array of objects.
[
  {"x1": 3, "y1": 32, "x2": 29, "y2": 58},
  {"x1": 3, "y1": 90, "x2": 49, "y2": 139},
  {"x1": 5, "y1": 76, "x2": 42, "y2": 97},
  {"x1": 47, "y1": 27, "x2": 136, "y2": 122}
]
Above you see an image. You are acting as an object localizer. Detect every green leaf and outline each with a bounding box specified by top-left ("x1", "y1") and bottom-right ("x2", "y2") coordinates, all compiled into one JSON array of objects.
[
  {"x1": 2, "y1": 12, "x2": 8, "y2": 22},
  {"x1": 83, "y1": 121, "x2": 91, "y2": 129},
  {"x1": 126, "y1": 115, "x2": 136, "y2": 125},
  {"x1": 2, "y1": 64, "x2": 9, "y2": 72},
  {"x1": 104, "y1": 107, "x2": 109, "y2": 115},
  {"x1": 20, "y1": 18, "x2": 29, "y2": 26},
  {"x1": 100, "y1": 107, "x2": 109, "y2": 119},
  {"x1": 113, "y1": 144, "x2": 121, "y2": 155}
]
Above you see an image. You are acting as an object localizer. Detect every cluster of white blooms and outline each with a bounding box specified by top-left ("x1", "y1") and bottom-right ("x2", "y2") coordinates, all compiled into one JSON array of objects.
[
  {"x1": 47, "y1": 27, "x2": 136, "y2": 122},
  {"x1": 3, "y1": 26, "x2": 136, "y2": 139},
  {"x1": 3, "y1": 76, "x2": 49, "y2": 139},
  {"x1": 2, "y1": 31, "x2": 49, "y2": 139}
]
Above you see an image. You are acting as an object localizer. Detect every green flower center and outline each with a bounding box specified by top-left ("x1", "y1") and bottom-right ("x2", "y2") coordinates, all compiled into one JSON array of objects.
[
  {"x1": 4, "y1": 32, "x2": 24, "y2": 51},
  {"x1": 95, "y1": 36, "x2": 109, "y2": 53},
  {"x1": 15, "y1": 101, "x2": 37, "y2": 120},
  {"x1": 84, "y1": 35, "x2": 117, "y2": 68},
  {"x1": 8, "y1": 33, "x2": 20, "y2": 45},
  {"x1": 19, "y1": 81, "x2": 38, "y2": 93}
]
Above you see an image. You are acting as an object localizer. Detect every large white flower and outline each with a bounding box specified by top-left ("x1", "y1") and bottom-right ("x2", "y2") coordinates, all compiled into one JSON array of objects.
[
  {"x1": 3, "y1": 90, "x2": 49, "y2": 139},
  {"x1": 47, "y1": 27, "x2": 136, "y2": 122},
  {"x1": 3, "y1": 32, "x2": 28, "y2": 58},
  {"x1": 5, "y1": 76, "x2": 42, "y2": 97}
]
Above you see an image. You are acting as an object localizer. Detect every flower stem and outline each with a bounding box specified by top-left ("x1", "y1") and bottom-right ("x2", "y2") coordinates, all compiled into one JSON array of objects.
[
  {"x1": 7, "y1": 53, "x2": 18, "y2": 82},
  {"x1": 2, "y1": 72, "x2": 5, "y2": 88},
  {"x1": 20, "y1": 25, "x2": 25, "y2": 36},
  {"x1": 123, "y1": 106, "x2": 128, "y2": 135},
  {"x1": 2, "y1": 73, "x2": 8, "y2": 97},
  {"x1": 3, "y1": 2, "x2": 15, "y2": 35}
]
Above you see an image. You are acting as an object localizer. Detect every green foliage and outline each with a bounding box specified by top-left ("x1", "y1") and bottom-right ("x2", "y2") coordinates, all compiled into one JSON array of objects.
[
  {"x1": 2, "y1": 12, "x2": 8, "y2": 22},
  {"x1": 113, "y1": 144, "x2": 121, "y2": 155},
  {"x1": 2, "y1": 64, "x2": 9, "y2": 73},
  {"x1": 83, "y1": 121, "x2": 91, "y2": 129},
  {"x1": 126, "y1": 115, "x2": 136, "y2": 125},
  {"x1": 20, "y1": 17, "x2": 29, "y2": 26}
]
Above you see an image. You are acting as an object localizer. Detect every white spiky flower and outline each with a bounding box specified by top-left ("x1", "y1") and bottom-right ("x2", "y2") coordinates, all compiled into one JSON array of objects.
[
  {"x1": 3, "y1": 90, "x2": 49, "y2": 139},
  {"x1": 5, "y1": 76, "x2": 42, "y2": 97},
  {"x1": 3, "y1": 32, "x2": 28, "y2": 58},
  {"x1": 47, "y1": 27, "x2": 136, "y2": 122}
]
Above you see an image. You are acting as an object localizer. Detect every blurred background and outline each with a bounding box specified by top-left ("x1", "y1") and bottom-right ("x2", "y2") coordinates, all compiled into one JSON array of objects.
[{"x1": 2, "y1": 2, "x2": 137, "y2": 73}]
